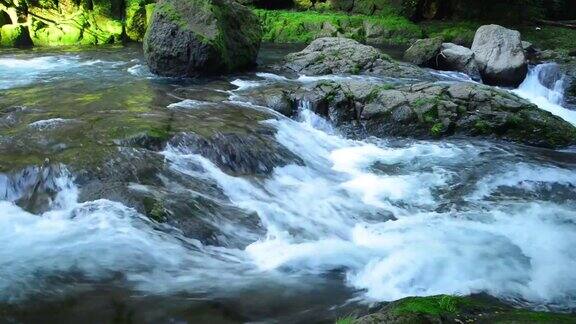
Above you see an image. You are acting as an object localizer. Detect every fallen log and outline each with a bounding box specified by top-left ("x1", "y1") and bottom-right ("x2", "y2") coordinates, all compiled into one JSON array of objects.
[{"x1": 536, "y1": 19, "x2": 576, "y2": 30}]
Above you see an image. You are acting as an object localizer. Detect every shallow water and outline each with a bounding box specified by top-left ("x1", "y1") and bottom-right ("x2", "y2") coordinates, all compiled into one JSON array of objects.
[{"x1": 0, "y1": 45, "x2": 575, "y2": 323}]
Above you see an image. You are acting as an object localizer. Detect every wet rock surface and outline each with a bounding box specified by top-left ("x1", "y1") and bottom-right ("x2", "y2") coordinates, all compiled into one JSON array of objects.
[
  {"x1": 282, "y1": 37, "x2": 433, "y2": 80},
  {"x1": 144, "y1": 0, "x2": 262, "y2": 76},
  {"x1": 238, "y1": 78, "x2": 576, "y2": 148}
]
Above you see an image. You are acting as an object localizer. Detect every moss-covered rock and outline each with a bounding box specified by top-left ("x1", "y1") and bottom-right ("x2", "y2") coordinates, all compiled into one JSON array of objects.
[
  {"x1": 254, "y1": 9, "x2": 422, "y2": 45},
  {"x1": 0, "y1": 0, "x2": 152, "y2": 46},
  {"x1": 354, "y1": 295, "x2": 576, "y2": 323},
  {"x1": 239, "y1": 74, "x2": 576, "y2": 148},
  {"x1": 0, "y1": 24, "x2": 32, "y2": 47},
  {"x1": 403, "y1": 36, "x2": 443, "y2": 67},
  {"x1": 144, "y1": 0, "x2": 262, "y2": 76}
]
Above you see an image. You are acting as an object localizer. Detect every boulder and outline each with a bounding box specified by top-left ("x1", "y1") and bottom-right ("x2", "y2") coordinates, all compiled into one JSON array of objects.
[
  {"x1": 144, "y1": 0, "x2": 262, "y2": 77},
  {"x1": 238, "y1": 78, "x2": 576, "y2": 148},
  {"x1": 283, "y1": 37, "x2": 432, "y2": 80},
  {"x1": 471, "y1": 24, "x2": 527, "y2": 87},
  {"x1": 438, "y1": 42, "x2": 481, "y2": 80},
  {"x1": 403, "y1": 37, "x2": 443, "y2": 67}
]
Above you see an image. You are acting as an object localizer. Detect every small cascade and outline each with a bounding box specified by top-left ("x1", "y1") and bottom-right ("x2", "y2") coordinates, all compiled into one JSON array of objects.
[
  {"x1": 513, "y1": 63, "x2": 576, "y2": 125},
  {"x1": 295, "y1": 99, "x2": 335, "y2": 134},
  {"x1": 520, "y1": 63, "x2": 566, "y2": 105},
  {"x1": 0, "y1": 164, "x2": 76, "y2": 213}
]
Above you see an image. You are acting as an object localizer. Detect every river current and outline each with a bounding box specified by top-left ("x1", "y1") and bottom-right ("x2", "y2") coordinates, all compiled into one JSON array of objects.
[{"x1": 0, "y1": 45, "x2": 575, "y2": 323}]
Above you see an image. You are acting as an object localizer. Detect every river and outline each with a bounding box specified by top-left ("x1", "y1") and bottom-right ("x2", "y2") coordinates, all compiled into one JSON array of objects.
[{"x1": 0, "y1": 44, "x2": 575, "y2": 323}]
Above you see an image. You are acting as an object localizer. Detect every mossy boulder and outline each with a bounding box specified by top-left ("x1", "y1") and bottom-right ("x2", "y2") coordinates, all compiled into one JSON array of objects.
[
  {"x1": 283, "y1": 37, "x2": 430, "y2": 79},
  {"x1": 239, "y1": 77, "x2": 576, "y2": 149},
  {"x1": 403, "y1": 37, "x2": 443, "y2": 67},
  {"x1": 144, "y1": 0, "x2": 262, "y2": 77},
  {"x1": 0, "y1": 24, "x2": 32, "y2": 47},
  {"x1": 355, "y1": 295, "x2": 576, "y2": 323}
]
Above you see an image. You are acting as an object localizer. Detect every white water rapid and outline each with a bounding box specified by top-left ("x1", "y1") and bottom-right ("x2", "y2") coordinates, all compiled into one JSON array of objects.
[
  {"x1": 0, "y1": 53, "x2": 575, "y2": 317},
  {"x1": 514, "y1": 63, "x2": 576, "y2": 125}
]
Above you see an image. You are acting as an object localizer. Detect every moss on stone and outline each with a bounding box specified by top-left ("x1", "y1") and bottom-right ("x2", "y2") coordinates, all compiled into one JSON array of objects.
[
  {"x1": 0, "y1": 24, "x2": 32, "y2": 47},
  {"x1": 355, "y1": 295, "x2": 576, "y2": 324},
  {"x1": 430, "y1": 122, "x2": 444, "y2": 136},
  {"x1": 254, "y1": 9, "x2": 421, "y2": 44}
]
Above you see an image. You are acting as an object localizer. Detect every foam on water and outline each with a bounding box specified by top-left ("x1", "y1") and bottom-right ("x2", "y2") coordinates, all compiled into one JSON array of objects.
[
  {"x1": 0, "y1": 168, "x2": 271, "y2": 302},
  {"x1": 1, "y1": 57, "x2": 576, "y2": 312},
  {"x1": 161, "y1": 94, "x2": 576, "y2": 309},
  {"x1": 167, "y1": 99, "x2": 216, "y2": 109},
  {"x1": 513, "y1": 63, "x2": 576, "y2": 125}
]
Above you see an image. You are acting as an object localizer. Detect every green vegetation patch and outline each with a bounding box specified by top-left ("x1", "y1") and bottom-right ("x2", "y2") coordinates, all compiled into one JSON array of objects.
[
  {"x1": 392, "y1": 295, "x2": 462, "y2": 316},
  {"x1": 254, "y1": 9, "x2": 421, "y2": 44}
]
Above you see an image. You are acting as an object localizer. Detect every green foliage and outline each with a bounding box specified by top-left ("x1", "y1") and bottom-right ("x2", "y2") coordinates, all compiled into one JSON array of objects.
[
  {"x1": 254, "y1": 9, "x2": 421, "y2": 44},
  {"x1": 0, "y1": 24, "x2": 32, "y2": 47},
  {"x1": 430, "y1": 122, "x2": 444, "y2": 136},
  {"x1": 520, "y1": 26, "x2": 576, "y2": 51},
  {"x1": 422, "y1": 21, "x2": 480, "y2": 46},
  {"x1": 392, "y1": 295, "x2": 463, "y2": 316},
  {"x1": 335, "y1": 315, "x2": 356, "y2": 324}
]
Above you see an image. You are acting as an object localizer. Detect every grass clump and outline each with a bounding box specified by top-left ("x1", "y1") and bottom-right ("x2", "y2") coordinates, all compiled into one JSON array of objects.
[
  {"x1": 421, "y1": 20, "x2": 480, "y2": 46},
  {"x1": 392, "y1": 295, "x2": 463, "y2": 316}
]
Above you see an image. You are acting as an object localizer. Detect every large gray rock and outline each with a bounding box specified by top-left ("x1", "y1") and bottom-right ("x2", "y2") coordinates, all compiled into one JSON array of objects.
[
  {"x1": 403, "y1": 37, "x2": 443, "y2": 67},
  {"x1": 237, "y1": 78, "x2": 576, "y2": 149},
  {"x1": 283, "y1": 37, "x2": 432, "y2": 80},
  {"x1": 471, "y1": 24, "x2": 527, "y2": 87},
  {"x1": 144, "y1": 0, "x2": 262, "y2": 77},
  {"x1": 439, "y1": 42, "x2": 481, "y2": 80}
]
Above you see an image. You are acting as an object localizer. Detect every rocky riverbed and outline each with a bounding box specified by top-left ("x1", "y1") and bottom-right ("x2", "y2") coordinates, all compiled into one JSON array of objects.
[{"x1": 0, "y1": 40, "x2": 575, "y2": 323}]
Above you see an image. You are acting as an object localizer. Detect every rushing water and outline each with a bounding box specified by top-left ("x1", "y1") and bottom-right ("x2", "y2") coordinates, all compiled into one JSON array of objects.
[{"x1": 0, "y1": 45, "x2": 575, "y2": 322}]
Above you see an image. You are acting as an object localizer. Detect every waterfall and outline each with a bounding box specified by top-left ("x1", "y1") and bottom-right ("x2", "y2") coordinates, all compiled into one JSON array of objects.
[{"x1": 513, "y1": 63, "x2": 576, "y2": 125}]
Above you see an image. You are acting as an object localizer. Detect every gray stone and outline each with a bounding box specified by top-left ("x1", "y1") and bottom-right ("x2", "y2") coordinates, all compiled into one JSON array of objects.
[
  {"x1": 439, "y1": 42, "x2": 481, "y2": 80},
  {"x1": 471, "y1": 24, "x2": 527, "y2": 86},
  {"x1": 283, "y1": 37, "x2": 432, "y2": 80},
  {"x1": 403, "y1": 37, "x2": 443, "y2": 67}
]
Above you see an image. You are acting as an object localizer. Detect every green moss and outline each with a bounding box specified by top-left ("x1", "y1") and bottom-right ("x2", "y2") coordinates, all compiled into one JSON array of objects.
[
  {"x1": 377, "y1": 295, "x2": 576, "y2": 323},
  {"x1": 422, "y1": 21, "x2": 480, "y2": 46},
  {"x1": 392, "y1": 295, "x2": 461, "y2": 316},
  {"x1": 335, "y1": 315, "x2": 356, "y2": 324},
  {"x1": 145, "y1": 3, "x2": 156, "y2": 26},
  {"x1": 142, "y1": 197, "x2": 168, "y2": 222},
  {"x1": 0, "y1": 24, "x2": 32, "y2": 47},
  {"x1": 253, "y1": 9, "x2": 421, "y2": 44},
  {"x1": 474, "y1": 120, "x2": 491, "y2": 134},
  {"x1": 519, "y1": 25, "x2": 576, "y2": 51},
  {"x1": 430, "y1": 122, "x2": 444, "y2": 136}
]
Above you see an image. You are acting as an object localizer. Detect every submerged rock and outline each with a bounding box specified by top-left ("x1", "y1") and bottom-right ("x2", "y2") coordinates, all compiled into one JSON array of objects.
[
  {"x1": 144, "y1": 0, "x2": 262, "y2": 76},
  {"x1": 168, "y1": 130, "x2": 302, "y2": 176},
  {"x1": 471, "y1": 24, "x2": 528, "y2": 87},
  {"x1": 283, "y1": 37, "x2": 432, "y2": 80}
]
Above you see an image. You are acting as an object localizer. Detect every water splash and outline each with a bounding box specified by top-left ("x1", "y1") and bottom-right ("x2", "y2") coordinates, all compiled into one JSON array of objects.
[{"x1": 513, "y1": 63, "x2": 576, "y2": 125}]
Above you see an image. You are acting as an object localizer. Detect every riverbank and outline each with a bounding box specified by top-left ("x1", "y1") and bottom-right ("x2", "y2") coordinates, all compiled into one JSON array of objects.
[{"x1": 254, "y1": 9, "x2": 576, "y2": 52}]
